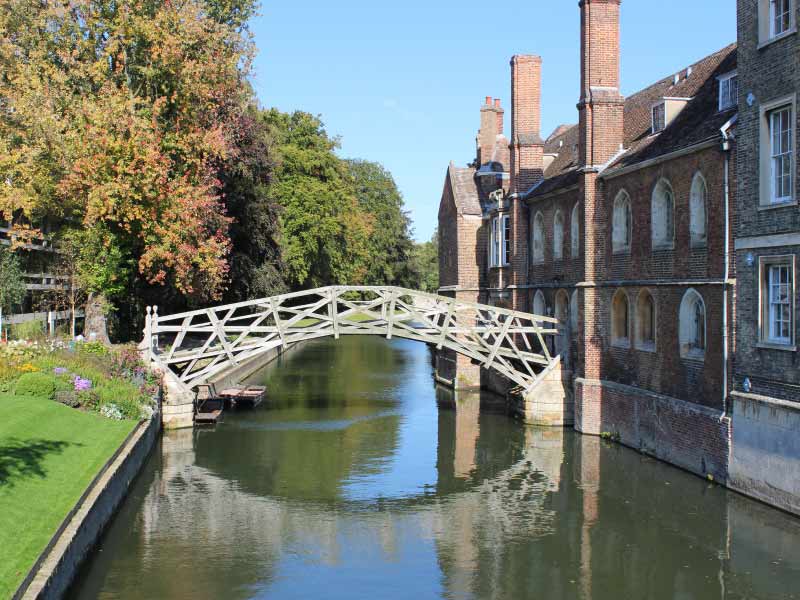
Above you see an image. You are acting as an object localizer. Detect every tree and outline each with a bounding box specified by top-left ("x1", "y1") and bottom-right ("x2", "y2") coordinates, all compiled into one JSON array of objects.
[
  {"x1": 411, "y1": 229, "x2": 439, "y2": 293},
  {"x1": 0, "y1": 246, "x2": 26, "y2": 317},
  {"x1": 42, "y1": 228, "x2": 130, "y2": 339},
  {"x1": 264, "y1": 110, "x2": 373, "y2": 289},
  {"x1": 346, "y1": 160, "x2": 416, "y2": 287},
  {"x1": 0, "y1": 0, "x2": 258, "y2": 311},
  {"x1": 222, "y1": 105, "x2": 286, "y2": 302}
]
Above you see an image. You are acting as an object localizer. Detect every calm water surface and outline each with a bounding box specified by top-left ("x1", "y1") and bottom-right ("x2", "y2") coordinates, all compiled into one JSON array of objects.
[{"x1": 70, "y1": 337, "x2": 800, "y2": 599}]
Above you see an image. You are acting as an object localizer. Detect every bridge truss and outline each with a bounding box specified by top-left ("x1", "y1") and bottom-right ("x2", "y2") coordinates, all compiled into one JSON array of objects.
[{"x1": 143, "y1": 286, "x2": 560, "y2": 393}]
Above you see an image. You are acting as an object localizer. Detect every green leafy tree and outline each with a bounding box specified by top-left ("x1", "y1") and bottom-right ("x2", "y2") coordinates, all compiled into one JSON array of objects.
[
  {"x1": 346, "y1": 160, "x2": 416, "y2": 287},
  {"x1": 411, "y1": 229, "x2": 439, "y2": 293},
  {"x1": 222, "y1": 106, "x2": 286, "y2": 301},
  {"x1": 264, "y1": 110, "x2": 372, "y2": 289},
  {"x1": 0, "y1": 246, "x2": 26, "y2": 316}
]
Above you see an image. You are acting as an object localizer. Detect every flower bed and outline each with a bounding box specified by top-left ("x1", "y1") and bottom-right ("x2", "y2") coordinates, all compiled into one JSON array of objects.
[{"x1": 0, "y1": 341, "x2": 159, "y2": 421}]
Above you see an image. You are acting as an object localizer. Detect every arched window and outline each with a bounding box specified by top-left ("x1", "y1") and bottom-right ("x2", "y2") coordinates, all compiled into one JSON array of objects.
[
  {"x1": 571, "y1": 204, "x2": 580, "y2": 258},
  {"x1": 570, "y1": 290, "x2": 578, "y2": 333},
  {"x1": 651, "y1": 179, "x2": 675, "y2": 250},
  {"x1": 555, "y1": 290, "x2": 570, "y2": 355},
  {"x1": 532, "y1": 212, "x2": 545, "y2": 264},
  {"x1": 611, "y1": 289, "x2": 631, "y2": 347},
  {"x1": 636, "y1": 290, "x2": 657, "y2": 349},
  {"x1": 612, "y1": 190, "x2": 632, "y2": 253},
  {"x1": 553, "y1": 211, "x2": 564, "y2": 260},
  {"x1": 679, "y1": 289, "x2": 706, "y2": 359},
  {"x1": 533, "y1": 290, "x2": 547, "y2": 317},
  {"x1": 690, "y1": 172, "x2": 707, "y2": 247}
]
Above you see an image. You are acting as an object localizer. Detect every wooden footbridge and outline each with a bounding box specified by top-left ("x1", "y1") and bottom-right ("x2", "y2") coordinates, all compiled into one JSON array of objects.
[{"x1": 142, "y1": 286, "x2": 560, "y2": 398}]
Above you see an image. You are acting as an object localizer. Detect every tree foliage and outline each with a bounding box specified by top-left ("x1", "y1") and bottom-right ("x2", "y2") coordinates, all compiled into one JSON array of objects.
[
  {"x1": 411, "y1": 229, "x2": 439, "y2": 293},
  {"x1": 0, "y1": 246, "x2": 25, "y2": 314},
  {"x1": 264, "y1": 110, "x2": 373, "y2": 289},
  {"x1": 346, "y1": 159, "x2": 416, "y2": 287},
  {"x1": 0, "y1": 0, "x2": 256, "y2": 304}
]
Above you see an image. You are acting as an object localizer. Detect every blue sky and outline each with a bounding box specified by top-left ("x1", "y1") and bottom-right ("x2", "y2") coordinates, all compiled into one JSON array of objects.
[{"x1": 250, "y1": 1, "x2": 735, "y2": 242}]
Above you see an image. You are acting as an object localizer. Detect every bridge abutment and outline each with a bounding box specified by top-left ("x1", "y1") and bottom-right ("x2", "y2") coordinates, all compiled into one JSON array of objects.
[{"x1": 515, "y1": 359, "x2": 574, "y2": 427}]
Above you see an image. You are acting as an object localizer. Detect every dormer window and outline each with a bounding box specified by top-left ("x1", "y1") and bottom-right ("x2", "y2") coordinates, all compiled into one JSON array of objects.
[
  {"x1": 652, "y1": 102, "x2": 666, "y2": 134},
  {"x1": 719, "y1": 72, "x2": 739, "y2": 111}
]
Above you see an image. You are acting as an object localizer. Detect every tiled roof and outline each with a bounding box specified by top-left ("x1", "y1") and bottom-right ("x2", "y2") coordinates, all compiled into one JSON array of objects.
[
  {"x1": 611, "y1": 43, "x2": 737, "y2": 170},
  {"x1": 528, "y1": 43, "x2": 737, "y2": 198},
  {"x1": 447, "y1": 163, "x2": 482, "y2": 216}
]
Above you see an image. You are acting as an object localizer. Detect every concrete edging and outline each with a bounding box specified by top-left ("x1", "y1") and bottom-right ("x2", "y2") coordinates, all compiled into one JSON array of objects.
[{"x1": 15, "y1": 412, "x2": 162, "y2": 600}]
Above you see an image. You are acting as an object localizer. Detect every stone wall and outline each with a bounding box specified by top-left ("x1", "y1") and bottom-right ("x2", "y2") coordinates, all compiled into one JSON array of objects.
[
  {"x1": 729, "y1": 391, "x2": 800, "y2": 515},
  {"x1": 575, "y1": 377, "x2": 730, "y2": 481}
]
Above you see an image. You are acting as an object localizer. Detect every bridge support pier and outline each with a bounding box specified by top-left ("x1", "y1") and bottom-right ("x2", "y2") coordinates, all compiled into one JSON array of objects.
[
  {"x1": 160, "y1": 369, "x2": 195, "y2": 430},
  {"x1": 516, "y1": 358, "x2": 574, "y2": 427}
]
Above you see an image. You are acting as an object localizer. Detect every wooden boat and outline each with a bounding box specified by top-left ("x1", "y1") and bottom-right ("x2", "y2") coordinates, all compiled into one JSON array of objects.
[
  {"x1": 217, "y1": 385, "x2": 267, "y2": 408},
  {"x1": 195, "y1": 384, "x2": 224, "y2": 424}
]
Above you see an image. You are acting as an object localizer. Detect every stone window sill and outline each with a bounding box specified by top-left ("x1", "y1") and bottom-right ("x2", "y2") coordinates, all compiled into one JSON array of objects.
[
  {"x1": 758, "y1": 199, "x2": 797, "y2": 211},
  {"x1": 635, "y1": 341, "x2": 656, "y2": 353},
  {"x1": 612, "y1": 247, "x2": 631, "y2": 256},
  {"x1": 690, "y1": 241, "x2": 707, "y2": 250},
  {"x1": 680, "y1": 349, "x2": 705, "y2": 362},
  {"x1": 652, "y1": 243, "x2": 675, "y2": 252},
  {"x1": 758, "y1": 27, "x2": 797, "y2": 50},
  {"x1": 611, "y1": 339, "x2": 630, "y2": 349},
  {"x1": 756, "y1": 341, "x2": 797, "y2": 352}
]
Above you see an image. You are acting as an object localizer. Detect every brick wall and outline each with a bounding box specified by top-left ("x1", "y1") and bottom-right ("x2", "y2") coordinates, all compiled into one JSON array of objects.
[{"x1": 734, "y1": 0, "x2": 800, "y2": 401}]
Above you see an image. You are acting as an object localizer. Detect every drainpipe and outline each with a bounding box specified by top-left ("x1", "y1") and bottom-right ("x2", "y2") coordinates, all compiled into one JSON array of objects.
[{"x1": 720, "y1": 116, "x2": 736, "y2": 418}]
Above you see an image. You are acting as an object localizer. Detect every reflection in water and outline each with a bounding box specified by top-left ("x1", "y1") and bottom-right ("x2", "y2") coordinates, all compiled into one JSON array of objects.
[{"x1": 70, "y1": 337, "x2": 800, "y2": 600}]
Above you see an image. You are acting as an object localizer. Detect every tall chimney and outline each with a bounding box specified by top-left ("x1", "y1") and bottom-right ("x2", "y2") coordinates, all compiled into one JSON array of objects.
[
  {"x1": 578, "y1": 0, "x2": 624, "y2": 167},
  {"x1": 510, "y1": 55, "x2": 544, "y2": 194},
  {"x1": 477, "y1": 97, "x2": 500, "y2": 166},
  {"x1": 494, "y1": 98, "x2": 504, "y2": 136}
]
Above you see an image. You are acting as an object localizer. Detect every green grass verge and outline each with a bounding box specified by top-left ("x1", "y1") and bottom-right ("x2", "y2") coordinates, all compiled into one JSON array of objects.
[{"x1": 0, "y1": 394, "x2": 136, "y2": 597}]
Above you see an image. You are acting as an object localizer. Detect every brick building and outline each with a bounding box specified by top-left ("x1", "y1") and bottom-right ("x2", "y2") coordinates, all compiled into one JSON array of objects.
[
  {"x1": 726, "y1": 0, "x2": 800, "y2": 514},
  {"x1": 438, "y1": 0, "x2": 739, "y2": 481}
]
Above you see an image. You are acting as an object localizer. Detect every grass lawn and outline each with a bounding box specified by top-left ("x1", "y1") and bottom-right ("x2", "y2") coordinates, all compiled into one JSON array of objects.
[{"x1": 0, "y1": 394, "x2": 136, "y2": 598}]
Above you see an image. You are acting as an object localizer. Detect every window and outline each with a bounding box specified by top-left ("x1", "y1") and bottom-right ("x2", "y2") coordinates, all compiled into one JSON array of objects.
[
  {"x1": 760, "y1": 256, "x2": 795, "y2": 346},
  {"x1": 611, "y1": 290, "x2": 630, "y2": 347},
  {"x1": 571, "y1": 204, "x2": 580, "y2": 258},
  {"x1": 772, "y1": 0, "x2": 792, "y2": 36},
  {"x1": 690, "y1": 173, "x2": 707, "y2": 247},
  {"x1": 489, "y1": 215, "x2": 511, "y2": 267},
  {"x1": 553, "y1": 211, "x2": 564, "y2": 260},
  {"x1": 570, "y1": 290, "x2": 578, "y2": 333},
  {"x1": 555, "y1": 290, "x2": 570, "y2": 355},
  {"x1": 719, "y1": 72, "x2": 739, "y2": 111},
  {"x1": 679, "y1": 289, "x2": 706, "y2": 359},
  {"x1": 771, "y1": 106, "x2": 793, "y2": 203},
  {"x1": 636, "y1": 290, "x2": 656, "y2": 350},
  {"x1": 612, "y1": 190, "x2": 632, "y2": 253},
  {"x1": 532, "y1": 212, "x2": 545, "y2": 264},
  {"x1": 503, "y1": 214, "x2": 511, "y2": 265},
  {"x1": 652, "y1": 102, "x2": 666, "y2": 134},
  {"x1": 533, "y1": 290, "x2": 547, "y2": 317},
  {"x1": 651, "y1": 179, "x2": 675, "y2": 249}
]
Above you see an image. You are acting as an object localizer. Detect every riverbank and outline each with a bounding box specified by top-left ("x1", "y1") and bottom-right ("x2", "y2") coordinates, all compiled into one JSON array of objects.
[{"x1": 0, "y1": 394, "x2": 135, "y2": 597}]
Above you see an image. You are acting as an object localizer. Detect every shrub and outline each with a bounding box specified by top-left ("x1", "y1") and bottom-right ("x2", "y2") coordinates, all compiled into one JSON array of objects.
[
  {"x1": 10, "y1": 320, "x2": 46, "y2": 342},
  {"x1": 15, "y1": 372, "x2": 65, "y2": 399},
  {"x1": 78, "y1": 341, "x2": 109, "y2": 357}
]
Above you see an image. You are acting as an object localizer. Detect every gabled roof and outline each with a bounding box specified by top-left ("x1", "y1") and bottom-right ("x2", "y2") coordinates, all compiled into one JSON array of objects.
[
  {"x1": 528, "y1": 43, "x2": 737, "y2": 198},
  {"x1": 446, "y1": 163, "x2": 482, "y2": 216},
  {"x1": 610, "y1": 43, "x2": 737, "y2": 171}
]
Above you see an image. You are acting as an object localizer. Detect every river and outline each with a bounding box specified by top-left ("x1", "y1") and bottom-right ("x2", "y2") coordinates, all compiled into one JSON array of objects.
[{"x1": 69, "y1": 337, "x2": 800, "y2": 599}]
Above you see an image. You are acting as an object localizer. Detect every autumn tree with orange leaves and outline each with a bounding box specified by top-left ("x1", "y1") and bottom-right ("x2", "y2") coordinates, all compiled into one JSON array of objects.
[{"x1": 0, "y1": 0, "x2": 255, "y2": 310}]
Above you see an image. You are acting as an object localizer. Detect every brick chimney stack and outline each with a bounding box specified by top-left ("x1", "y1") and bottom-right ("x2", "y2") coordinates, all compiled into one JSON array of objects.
[
  {"x1": 477, "y1": 97, "x2": 503, "y2": 166},
  {"x1": 494, "y1": 98, "x2": 504, "y2": 135},
  {"x1": 578, "y1": 0, "x2": 625, "y2": 167},
  {"x1": 510, "y1": 55, "x2": 544, "y2": 194}
]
